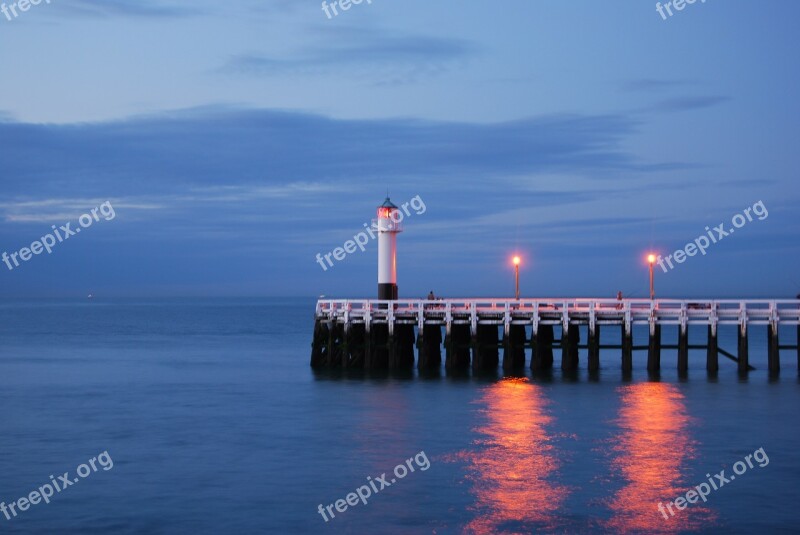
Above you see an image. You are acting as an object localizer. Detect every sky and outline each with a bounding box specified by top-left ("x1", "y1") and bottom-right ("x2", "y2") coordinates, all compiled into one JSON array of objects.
[{"x1": 0, "y1": 0, "x2": 798, "y2": 299}]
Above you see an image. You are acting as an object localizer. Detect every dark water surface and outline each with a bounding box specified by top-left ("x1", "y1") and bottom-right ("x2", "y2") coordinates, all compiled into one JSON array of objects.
[{"x1": 1, "y1": 298, "x2": 798, "y2": 534}]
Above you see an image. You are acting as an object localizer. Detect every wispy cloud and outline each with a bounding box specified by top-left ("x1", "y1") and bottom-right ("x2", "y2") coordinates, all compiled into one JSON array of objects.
[
  {"x1": 647, "y1": 95, "x2": 730, "y2": 113},
  {"x1": 55, "y1": 0, "x2": 201, "y2": 19},
  {"x1": 222, "y1": 26, "x2": 479, "y2": 82},
  {"x1": 623, "y1": 78, "x2": 692, "y2": 92}
]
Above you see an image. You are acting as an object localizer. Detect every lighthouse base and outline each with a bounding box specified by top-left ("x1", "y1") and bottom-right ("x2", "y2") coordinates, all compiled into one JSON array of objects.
[{"x1": 378, "y1": 283, "x2": 398, "y2": 300}]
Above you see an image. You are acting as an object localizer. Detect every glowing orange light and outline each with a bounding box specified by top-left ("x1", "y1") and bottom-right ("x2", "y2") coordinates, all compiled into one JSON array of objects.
[
  {"x1": 513, "y1": 256, "x2": 521, "y2": 266},
  {"x1": 647, "y1": 254, "x2": 656, "y2": 264}
]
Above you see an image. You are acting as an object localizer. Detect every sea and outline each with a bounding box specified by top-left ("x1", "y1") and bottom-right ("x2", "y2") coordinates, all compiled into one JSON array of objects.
[{"x1": 1, "y1": 298, "x2": 798, "y2": 534}]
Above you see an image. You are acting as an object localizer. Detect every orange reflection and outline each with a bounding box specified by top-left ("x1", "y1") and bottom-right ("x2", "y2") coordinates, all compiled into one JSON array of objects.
[
  {"x1": 459, "y1": 377, "x2": 569, "y2": 533},
  {"x1": 604, "y1": 383, "x2": 715, "y2": 533}
]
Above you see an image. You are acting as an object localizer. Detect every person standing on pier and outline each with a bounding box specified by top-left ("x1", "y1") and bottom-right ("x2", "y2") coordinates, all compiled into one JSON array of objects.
[{"x1": 427, "y1": 291, "x2": 436, "y2": 300}]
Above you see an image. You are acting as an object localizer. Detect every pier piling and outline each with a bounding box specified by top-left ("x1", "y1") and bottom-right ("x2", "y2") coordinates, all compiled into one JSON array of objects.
[
  {"x1": 561, "y1": 324, "x2": 579, "y2": 371},
  {"x1": 531, "y1": 325, "x2": 554, "y2": 371},
  {"x1": 647, "y1": 324, "x2": 661, "y2": 372},
  {"x1": 474, "y1": 324, "x2": 500, "y2": 372},
  {"x1": 767, "y1": 323, "x2": 780, "y2": 374},
  {"x1": 621, "y1": 324, "x2": 633, "y2": 373},
  {"x1": 678, "y1": 325, "x2": 689, "y2": 375},
  {"x1": 737, "y1": 325, "x2": 749, "y2": 374},
  {"x1": 446, "y1": 324, "x2": 471, "y2": 371},
  {"x1": 417, "y1": 325, "x2": 442, "y2": 370},
  {"x1": 502, "y1": 324, "x2": 526, "y2": 372},
  {"x1": 706, "y1": 324, "x2": 718, "y2": 374},
  {"x1": 588, "y1": 324, "x2": 600, "y2": 372},
  {"x1": 390, "y1": 324, "x2": 415, "y2": 370}
]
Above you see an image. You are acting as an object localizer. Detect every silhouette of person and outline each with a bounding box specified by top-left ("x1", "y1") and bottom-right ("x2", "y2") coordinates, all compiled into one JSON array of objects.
[{"x1": 427, "y1": 291, "x2": 435, "y2": 300}]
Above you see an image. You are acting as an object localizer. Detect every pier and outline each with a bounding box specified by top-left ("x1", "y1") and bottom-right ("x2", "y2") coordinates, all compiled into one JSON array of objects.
[{"x1": 311, "y1": 298, "x2": 800, "y2": 375}]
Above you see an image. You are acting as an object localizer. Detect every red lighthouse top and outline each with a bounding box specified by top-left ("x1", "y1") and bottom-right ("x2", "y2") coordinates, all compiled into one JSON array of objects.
[{"x1": 377, "y1": 197, "x2": 398, "y2": 219}]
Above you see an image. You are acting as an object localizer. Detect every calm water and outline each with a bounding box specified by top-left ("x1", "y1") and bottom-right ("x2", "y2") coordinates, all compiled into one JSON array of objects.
[{"x1": 1, "y1": 298, "x2": 798, "y2": 534}]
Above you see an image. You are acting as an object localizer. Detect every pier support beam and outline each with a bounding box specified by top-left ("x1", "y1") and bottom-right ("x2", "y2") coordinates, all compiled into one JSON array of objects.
[
  {"x1": 588, "y1": 324, "x2": 600, "y2": 373},
  {"x1": 344, "y1": 323, "x2": 366, "y2": 369},
  {"x1": 417, "y1": 324, "x2": 442, "y2": 370},
  {"x1": 445, "y1": 324, "x2": 471, "y2": 371},
  {"x1": 561, "y1": 324, "x2": 579, "y2": 372},
  {"x1": 647, "y1": 324, "x2": 661, "y2": 373},
  {"x1": 327, "y1": 323, "x2": 345, "y2": 367},
  {"x1": 366, "y1": 324, "x2": 389, "y2": 370},
  {"x1": 390, "y1": 324, "x2": 415, "y2": 370},
  {"x1": 706, "y1": 325, "x2": 718, "y2": 374},
  {"x1": 474, "y1": 324, "x2": 500, "y2": 372},
  {"x1": 737, "y1": 325, "x2": 749, "y2": 374},
  {"x1": 767, "y1": 323, "x2": 780, "y2": 374},
  {"x1": 678, "y1": 325, "x2": 689, "y2": 375},
  {"x1": 531, "y1": 325, "x2": 554, "y2": 371},
  {"x1": 503, "y1": 324, "x2": 526, "y2": 372},
  {"x1": 310, "y1": 320, "x2": 327, "y2": 368},
  {"x1": 622, "y1": 325, "x2": 633, "y2": 373}
]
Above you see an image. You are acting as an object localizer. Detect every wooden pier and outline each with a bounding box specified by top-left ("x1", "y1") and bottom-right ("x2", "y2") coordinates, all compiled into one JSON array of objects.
[{"x1": 311, "y1": 299, "x2": 800, "y2": 375}]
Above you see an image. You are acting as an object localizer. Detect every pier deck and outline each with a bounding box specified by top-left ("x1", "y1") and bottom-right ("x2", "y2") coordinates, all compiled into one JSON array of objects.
[{"x1": 311, "y1": 299, "x2": 800, "y2": 374}]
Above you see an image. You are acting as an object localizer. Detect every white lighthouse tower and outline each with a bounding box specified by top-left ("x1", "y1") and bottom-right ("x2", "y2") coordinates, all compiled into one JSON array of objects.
[{"x1": 375, "y1": 197, "x2": 403, "y2": 300}]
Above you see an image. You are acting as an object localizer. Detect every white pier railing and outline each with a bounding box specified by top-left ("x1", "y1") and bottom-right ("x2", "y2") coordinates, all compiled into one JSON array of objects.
[{"x1": 315, "y1": 299, "x2": 800, "y2": 329}]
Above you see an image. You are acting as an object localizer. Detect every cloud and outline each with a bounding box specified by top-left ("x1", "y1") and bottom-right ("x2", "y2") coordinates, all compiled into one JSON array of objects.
[
  {"x1": 0, "y1": 106, "x2": 650, "y2": 207},
  {"x1": 646, "y1": 95, "x2": 730, "y2": 113},
  {"x1": 221, "y1": 26, "x2": 479, "y2": 81},
  {"x1": 0, "y1": 105, "x2": 684, "y2": 284},
  {"x1": 55, "y1": 0, "x2": 201, "y2": 19},
  {"x1": 623, "y1": 78, "x2": 692, "y2": 92}
]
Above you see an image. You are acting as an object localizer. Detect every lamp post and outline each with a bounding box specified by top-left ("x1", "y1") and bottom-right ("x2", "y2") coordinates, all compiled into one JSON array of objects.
[
  {"x1": 513, "y1": 256, "x2": 521, "y2": 300},
  {"x1": 647, "y1": 253, "x2": 657, "y2": 300}
]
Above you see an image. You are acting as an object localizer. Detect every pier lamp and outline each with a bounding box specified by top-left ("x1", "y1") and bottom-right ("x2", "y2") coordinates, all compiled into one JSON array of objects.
[
  {"x1": 513, "y1": 256, "x2": 521, "y2": 300},
  {"x1": 647, "y1": 253, "x2": 657, "y2": 300}
]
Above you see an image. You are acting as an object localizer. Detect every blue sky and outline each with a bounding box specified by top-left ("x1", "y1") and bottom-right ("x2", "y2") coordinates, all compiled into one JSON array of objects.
[{"x1": 0, "y1": 0, "x2": 798, "y2": 298}]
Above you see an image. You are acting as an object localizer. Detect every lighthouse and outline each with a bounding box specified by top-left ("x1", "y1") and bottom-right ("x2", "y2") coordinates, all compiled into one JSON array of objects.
[{"x1": 375, "y1": 197, "x2": 402, "y2": 300}]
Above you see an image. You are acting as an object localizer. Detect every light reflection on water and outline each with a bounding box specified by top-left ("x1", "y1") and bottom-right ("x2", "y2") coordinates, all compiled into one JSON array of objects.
[
  {"x1": 602, "y1": 382, "x2": 716, "y2": 534},
  {"x1": 456, "y1": 377, "x2": 570, "y2": 534}
]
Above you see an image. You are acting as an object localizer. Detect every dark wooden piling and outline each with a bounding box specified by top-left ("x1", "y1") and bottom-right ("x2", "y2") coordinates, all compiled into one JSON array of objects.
[
  {"x1": 706, "y1": 325, "x2": 718, "y2": 374},
  {"x1": 344, "y1": 323, "x2": 366, "y2": 368},
  {"x1": 531, "y1": 325, "x2": 554, "y2": 371},
  {"x1": 417, "y1": 324, "x2": 442, "y2": 370},
  {"x1": 588, "y1": 324, "x2": 600, "y2": 372},
  {"x1": 737, "y1": 325, "x2": 749, "y2": 373},
  {"x1": 502, "y1": 324, "x2": 526, "y2": 371},
  {"x1": 678, "y1": 325, "x2": 689, "y2": 375},
  {"x1": 647, "y1": 324, "x2": 661, "y2": 372},
  {"x1": 389, "y1": 324, "x2": 415, "y2": 370},
  {"x1": 622, "y1": 325, "x2": 633, "y2": 372},
  {"x1": 321, "y1": 322, "x2": 344, "y2": 368},
  {"x1": 767, "y1": 324, "x2": 780, "y2": 374},
  {"x1": 474, "y1": 324, "x2": 500, "y2": 372},
  {"x1": 366, "y1": 323, "x2": 389, "y2": 370},
  {"x1": 445, "y1": 324, "x2": 471, "y2": 371},
  {"x1": 561, "y1": 324, "x2": 579, "y2": 371},
  {"x1": 310, "y1": 320, "x2": 327, "y2": 368}
]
